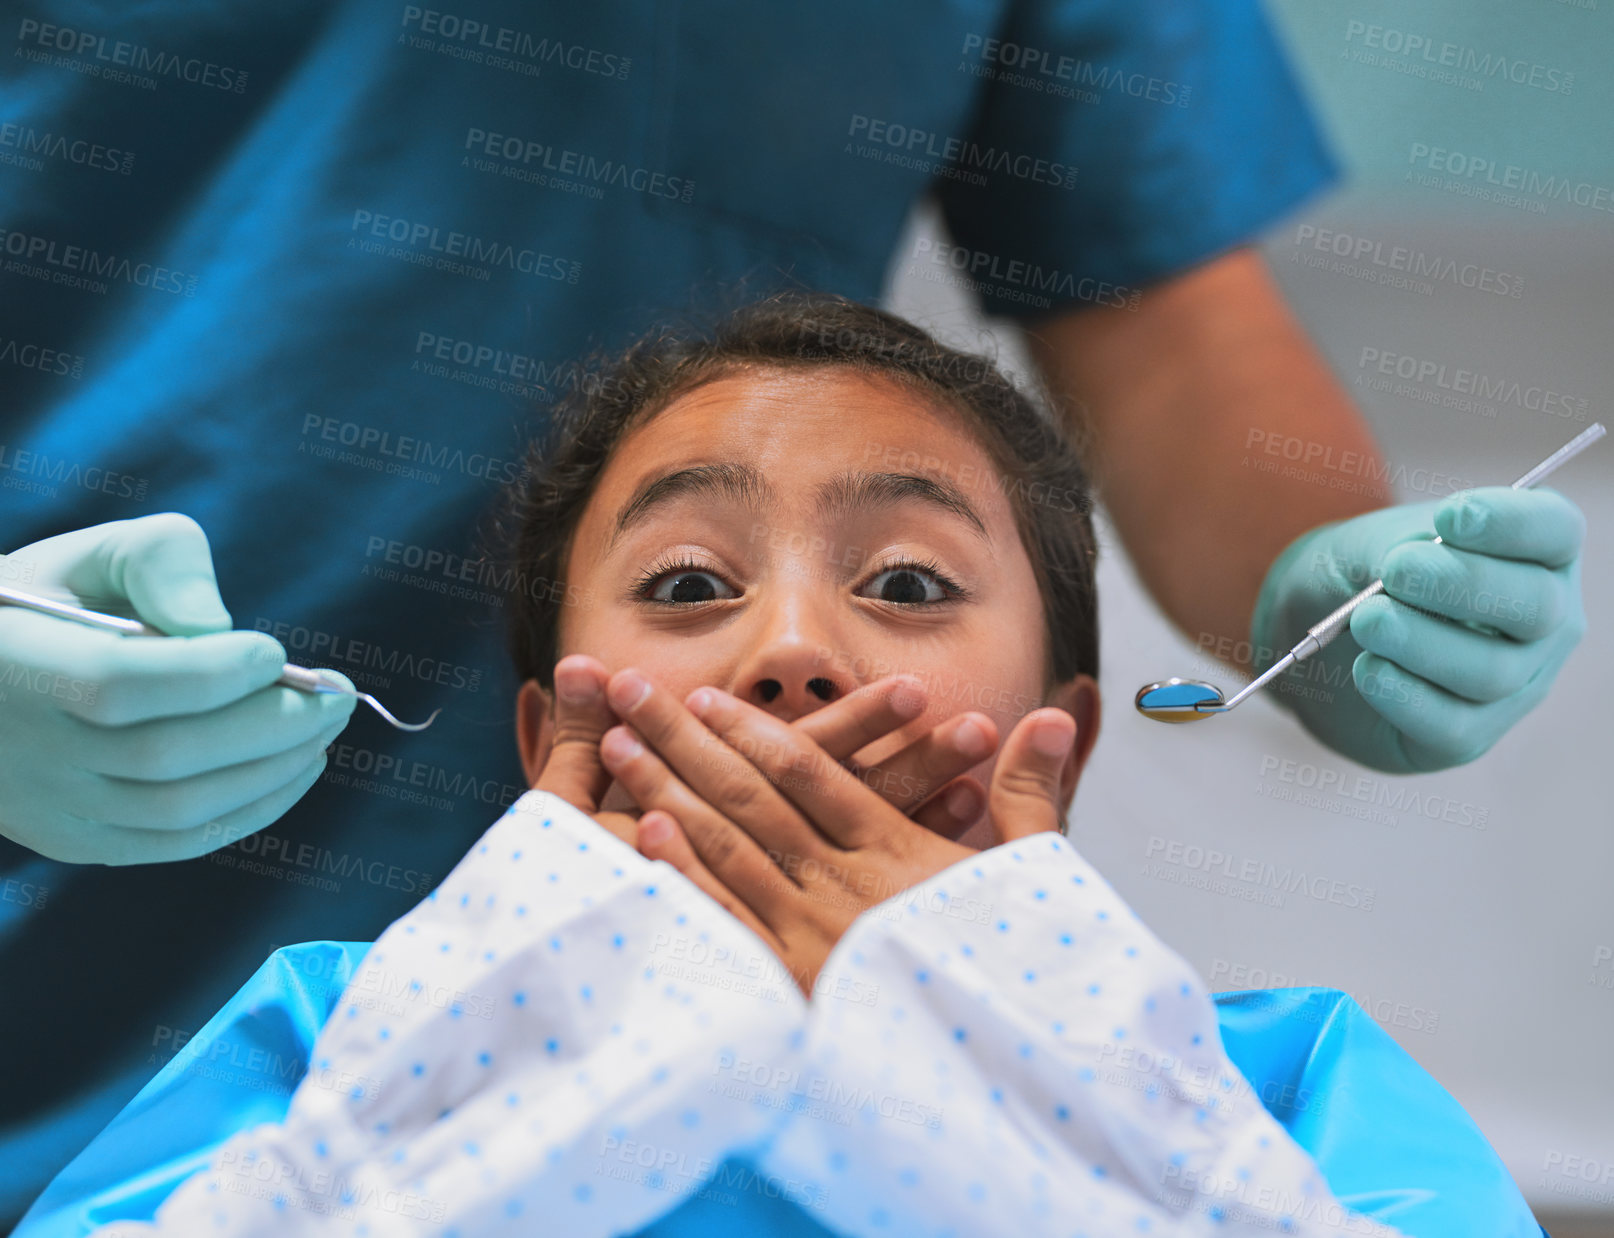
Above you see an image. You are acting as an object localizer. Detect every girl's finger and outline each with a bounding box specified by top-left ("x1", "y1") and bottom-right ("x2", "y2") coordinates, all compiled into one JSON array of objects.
[
  {"x1": 605, "y1": 668, "x2": 828, "y2": 860},
  {"x1": 636, "y1": 811, "x2": 781, "y2": 951},
  {"x1": 599, "y1": 723, "x2": 809, "y2": 934},
  {"x1": 789, "y1": 677, "x2": 998, "y2": 820},
  {"x1": 533, "y1": 655, "x2": 619, "y2": 813},
  {"x1": 845, "y1": 711, "x2": 999, "y2": 814},
  {"x1": 909, "y1": 775, "x2": 987, "y2": 841},
  {"x1": 592, "y1": 810, "x2": 642, "y2": 850},
  {"x1": 685, "y1": 687, "x2": 901, "y2": 851},
  {"x1": 792, "y1": 674, "x2": 928, "y2": 760},
  {"x1": 987, "y1": 709, "x2": 1076, "y2": 844}
]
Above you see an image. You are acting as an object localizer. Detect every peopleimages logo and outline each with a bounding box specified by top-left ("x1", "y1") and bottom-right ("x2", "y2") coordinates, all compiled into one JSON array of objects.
[
  {"x1": 462, "y1": 127, "x2": 693, "y2": 203},
  {"x1": 1143, "y1": 836, "x2": 1377, "y2": 911},
  {"x1": 399, "y1": 6, "x2": 629, "y2": 79},
  {"x1": 1258, "y1": 755, "x2": 1489, "y2": 830},
  {"x1": 1291, "y1": 225, "x2": 1523, "y2": 297},
  {"x1": 348, "y1": 210, "x2": 581, "y2": 282},
  {"x1": 0, "y1": 443, "x2": 147, "y2": 501},
  {"x1": 847, "y1": 114, "x2": 1077, "y2": 189},
  {"x1": 959, "y1": 33, "x2": 1191, "y2": 106},
  {"x1": 0, "y1": 122, "x2": 134, "y2": 174},
  {"x1": 1357, "y1": 347, "x2": 1590, "y2": 422},
  {"x1": 16, "y1": 18, "x2": 250, "y2": 91},
  {"x1": 908, "y1": 237, "x2": 1139, "y2": 312},
  {"x1": 300, "y1": 412, "x2": 523, "y2": 486},
  {"x1": 1344, "y1": 21, "x2": 1574, "y2": 94},
  {"x1": 1407, "y1": 143, "x2": 1614, "y2": 214},
  {"x1": 0, "y1": 228, "x2": 198, "y2": 296}
]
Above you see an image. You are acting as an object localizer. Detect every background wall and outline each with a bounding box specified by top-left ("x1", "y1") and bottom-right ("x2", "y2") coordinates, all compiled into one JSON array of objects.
[{"x1": 883, "y1": 0, "x2": 1613, "y2": 1228}]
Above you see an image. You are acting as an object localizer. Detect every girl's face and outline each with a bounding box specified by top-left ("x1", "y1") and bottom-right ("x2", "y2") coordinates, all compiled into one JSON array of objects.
[{"x1": 519, "y1": 366, "x2": 1099, "y2": 849}]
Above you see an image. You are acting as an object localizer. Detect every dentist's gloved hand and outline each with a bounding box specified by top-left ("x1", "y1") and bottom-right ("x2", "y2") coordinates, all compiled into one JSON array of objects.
[
  {"x1": 1250, "y1": 487, "x2": 1587, "y2": 772},
  {"x1": 0, "y1": 513, "x2": 357, "y2": 864}
]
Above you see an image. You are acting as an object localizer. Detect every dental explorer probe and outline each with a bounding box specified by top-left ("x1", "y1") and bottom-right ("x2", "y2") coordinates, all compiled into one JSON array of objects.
[
  {"x1": 1135, "y1": 421, "x2": 1607, "y2": 723},
  {"x1": 0, "y1": 585, "x2": 441, "y2": 731}
]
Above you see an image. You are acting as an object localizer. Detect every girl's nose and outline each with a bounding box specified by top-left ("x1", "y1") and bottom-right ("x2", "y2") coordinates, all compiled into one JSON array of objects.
[
  {"x1": 730, "y1": 559, "x2": 860, "y2": 719},
  {"x1": 753, "y1": 675, "x2": 840, "y2": 708}
]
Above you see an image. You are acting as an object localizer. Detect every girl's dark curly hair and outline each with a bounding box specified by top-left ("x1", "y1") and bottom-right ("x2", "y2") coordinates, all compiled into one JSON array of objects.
[{"x1": 489, "y1": 291, "x2": 1099, "y2": 697}]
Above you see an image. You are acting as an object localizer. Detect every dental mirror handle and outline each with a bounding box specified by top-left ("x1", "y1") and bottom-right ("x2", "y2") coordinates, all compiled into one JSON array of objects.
[{"x1": 1290, "y1": 421, "x2": 1606, "y2": 664}]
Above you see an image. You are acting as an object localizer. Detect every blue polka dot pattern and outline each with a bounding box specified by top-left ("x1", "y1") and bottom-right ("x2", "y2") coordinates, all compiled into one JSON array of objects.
[
  {"x1": 144, "y1": 792, "x2": 1382, "y2": 1238},
  {"x1": 144, "y1": 791, "x2": 810, "y2": 1238},
  {"x1": 756, "y1": 831, "x2": 1374, "y2": 1238}
]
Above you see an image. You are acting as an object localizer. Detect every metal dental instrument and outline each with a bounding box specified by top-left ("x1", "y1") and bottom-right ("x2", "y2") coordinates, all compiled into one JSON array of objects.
[
  {"x1": 1136, "y1": 421, "x2": 1607, "y2": 724},
  {"x1": 0, "y1": 585, "x2": 441, "y2": 731}
]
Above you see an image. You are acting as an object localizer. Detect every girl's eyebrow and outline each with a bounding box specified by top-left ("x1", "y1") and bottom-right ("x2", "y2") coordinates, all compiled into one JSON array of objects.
[
  {"x1": 608, "y1": 462, "x2": 769, "y2": 553},
  {"x1": 815, "y1": 469, "x2": 990, "y2": 544},
  {"x1": 607, "y1": 462, "x2": 991, "y2": 554}
]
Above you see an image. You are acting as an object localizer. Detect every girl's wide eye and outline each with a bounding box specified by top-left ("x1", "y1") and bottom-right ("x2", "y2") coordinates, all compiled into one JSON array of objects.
[
  {"x1": 634, "y1": 555, "x2": 963, "y2": 606},
  {"x1": 644, "y1": 568, "x2": 735, "y2": 604},
  {"x1": 860, "y1": 564, "x2": 952, "y2": 605}
]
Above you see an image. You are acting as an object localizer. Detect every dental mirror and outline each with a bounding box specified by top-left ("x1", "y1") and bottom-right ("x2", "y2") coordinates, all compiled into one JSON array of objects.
[{"x1": 1134, "y1": 678, "x2": 1228, "y2": 723}]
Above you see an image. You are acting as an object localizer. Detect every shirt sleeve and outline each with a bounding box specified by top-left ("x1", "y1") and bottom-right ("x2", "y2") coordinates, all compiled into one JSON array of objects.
[
  {"x1": 935, "y1": 0, "x2": 1338, "y2": 319},
  {"x1": 757, "y1": 831, "x2": 1406, "y2": 1238},
  {"x1": 114, "y1": 790, "x2": 807, "y2": 1238}
]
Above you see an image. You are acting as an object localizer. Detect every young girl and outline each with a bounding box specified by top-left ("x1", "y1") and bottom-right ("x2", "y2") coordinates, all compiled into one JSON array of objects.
[{"x1": 20, "y1": 296, "x2": 1536, "y2": 1238}]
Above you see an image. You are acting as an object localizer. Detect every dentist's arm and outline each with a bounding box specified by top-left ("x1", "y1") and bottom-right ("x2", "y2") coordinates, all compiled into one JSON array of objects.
[{"x1": 1025, "y1": 246, "x2": 1389, "y2": 670}]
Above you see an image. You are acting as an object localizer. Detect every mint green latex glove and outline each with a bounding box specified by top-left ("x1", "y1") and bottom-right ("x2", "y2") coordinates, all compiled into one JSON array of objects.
[
  {"x1": 0, "y1": 513, "x2": 357, "y2": 864},
  {"x1": 1249, "y1": 487, "x2": 1587, "y2": 772}
]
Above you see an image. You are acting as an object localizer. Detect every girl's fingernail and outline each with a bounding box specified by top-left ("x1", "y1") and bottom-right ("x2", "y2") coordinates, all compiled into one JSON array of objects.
[
  {"x1": 1032, "y1": 715, "x2": 1075, "y2": 758},
  {"x1": 608, "y1": 669, "x2": 652, "y2": 713},
  {"x1": 889, "y1": 678, "x2": 926, "y2": 718},
  {"x1": 946, "y1": 782, "x2": 978, "y2": 819},
  {"x1": 556, "y1": 662, "x2": 600, "y2": 705},
  {"x1": 603, "y1": 728, "x2": 644, "y2": 762},
  {"x1": 952, "y1": 717, "x2": 992, "y2": 759},
  {"x1": 687, "y1": 686, "x2": 735, "y2": 725},
  {"x1": 639, "y1": 814, "x2": 673, "y2": 846}
]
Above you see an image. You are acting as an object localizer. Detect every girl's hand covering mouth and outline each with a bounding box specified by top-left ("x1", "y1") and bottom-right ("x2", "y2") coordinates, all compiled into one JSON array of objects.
[
  {"x1": 595, "y1": 664, "x2": 1076, "y2": 996},
  {"x1": 534, "y1": 654, "x2": 998, "y2": 848}
]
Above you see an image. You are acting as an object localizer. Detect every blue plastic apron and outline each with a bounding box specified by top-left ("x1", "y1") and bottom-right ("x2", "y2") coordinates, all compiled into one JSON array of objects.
[{"x1": 15, "y1": 941, "x2": 1544, "y2": 1238}]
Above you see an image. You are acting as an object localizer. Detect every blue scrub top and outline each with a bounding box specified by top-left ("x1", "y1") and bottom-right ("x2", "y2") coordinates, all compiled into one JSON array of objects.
[
  {"x1": 14, "y1": 943, "x2": 1544, "y2": 1238},
  {"x1": 0, "y1": 0, "x2": 1335, "y2": 1219}
]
